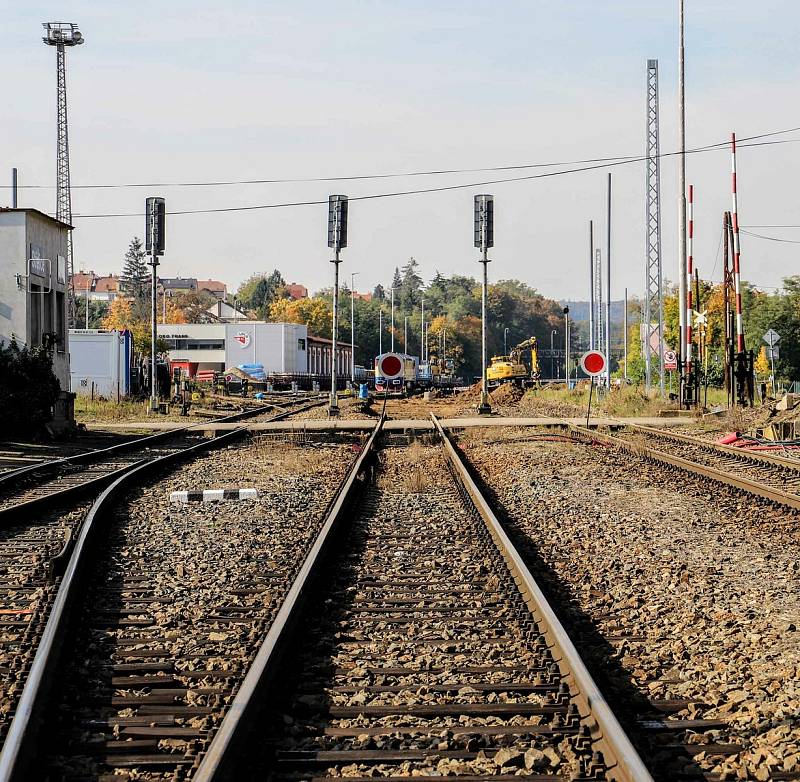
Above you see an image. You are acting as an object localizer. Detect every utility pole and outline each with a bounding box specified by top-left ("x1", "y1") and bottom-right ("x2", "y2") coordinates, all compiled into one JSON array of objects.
[
  {"x1": 12, "y1": 168, "x2": 19, "y2": 208},
  {"x1": 623, "y1": 287, "x2": 628, "y2": 382},
  {"x1": 645, "y1": 58, "x2": 665, "y2": 394},
  {"x1": 379, "y1": 309, "x2": 383, "y2": 355},
  {"x1": 589, "y1": 220, "x2": 595, "y2": 351},
  {"x1": 420, "y1": 295, "x2": 425, "y2": 360},
  {"x1": 563, "y1": 307, "x2": 570, "y2": 387},
  {"x1": 474, "y1": 195, "x2": 494, "y2": 414},
  {"x1": 504, "y1": 327, "x2": 509, "y2": 356},
  {"x1": 145, "y1": 197, "x2": 165, "y2": 413},
  {"x1": 605, "y1": 173, "x2": 612, "y2": 390},
  {"x1": 350, "y1": 272, "x2": 359, "y2": 383},
  {"x1": 85, "y1": 279, "x2": 90, "y2": 329},
  {"x1": 43, "y1": 22, "x2": 84, "y2": 327},
  {"x1": 404, "y1": 316, "x2": 408, "y2": 354},
  {"x1": 678, "y1": 0, "x2": 688, "y2": 402},
  {"x1": 327, "y1": 195, "x2": 348, "y2": 416},
  {"x1": 390, "y1": 287, "x2": 395, "y2": 352}
]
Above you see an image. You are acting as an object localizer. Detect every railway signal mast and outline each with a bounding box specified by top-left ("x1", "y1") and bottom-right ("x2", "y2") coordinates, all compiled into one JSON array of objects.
[
  {"x1": 327, "y1": 195, "x2": 348, "y2": 416},
  {"x1": 474, "y1": 194, "x2": 494, "y2": 415},
  {"x1": 145, "y1": 197, "x2": 166, "y2": 412},
  {"x1": 42, "y1": 21, "x2": 83, "y2": 327}
]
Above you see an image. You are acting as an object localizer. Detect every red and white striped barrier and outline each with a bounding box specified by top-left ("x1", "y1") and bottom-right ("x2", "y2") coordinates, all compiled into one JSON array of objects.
[
  {"x1": 731, "y1": 133, "x2": 744, "y2": 353},
  {"x1": 686, "y1": 184, "x2": 694, "y2": 375}
]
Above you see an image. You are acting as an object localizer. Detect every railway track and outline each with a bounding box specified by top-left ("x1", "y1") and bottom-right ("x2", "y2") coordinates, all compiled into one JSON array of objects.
[
  {"x1": 198, "y1": 418, "x2": 651, "y2": 781},
  {"x1": 0, "y1": 413, "x2": 657, "y2": 782},
  {"x1": 571, "y1": 424, "x2": 800, "y2": 510},
  {"x1": 0, "y1": 400, "x2": 322, "y2": 519},
  {"x1": 0, "y1": 399, "x2": 326, "y2": 769}
]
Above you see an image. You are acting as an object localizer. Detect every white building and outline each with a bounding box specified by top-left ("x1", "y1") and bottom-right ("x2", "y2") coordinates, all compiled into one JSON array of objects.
[
  {"x1": 69, "y1": 329, "x2": 132, "y2": 399},
  {"x1": 0, "y1": 208, "x2": 71, "y2": 390},
  {"x1": 156, "y1": 321, "x2": 352, "y2": 380}
]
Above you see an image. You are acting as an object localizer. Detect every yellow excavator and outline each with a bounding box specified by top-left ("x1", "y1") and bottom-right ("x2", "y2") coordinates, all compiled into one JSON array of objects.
[{"x1": 486, "y1": 336, "x2": 541, "y2": 387}]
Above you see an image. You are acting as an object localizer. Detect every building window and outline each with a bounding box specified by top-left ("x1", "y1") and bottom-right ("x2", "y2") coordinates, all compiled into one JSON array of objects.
[
  {"x1": 30, "y1": 284, "x2": 42, "y2": 346},
  {"x1": 56, "y1": 291, "x2": 65, "y2": 352},
  {"x1": 298, "y1": 338, "x2": 306, "y2": 351}
]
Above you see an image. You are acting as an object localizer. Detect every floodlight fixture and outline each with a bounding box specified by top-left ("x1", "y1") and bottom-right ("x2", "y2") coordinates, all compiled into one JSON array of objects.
[{"x1": 42, "y1": 22, "x2": 84, "y2": 47}]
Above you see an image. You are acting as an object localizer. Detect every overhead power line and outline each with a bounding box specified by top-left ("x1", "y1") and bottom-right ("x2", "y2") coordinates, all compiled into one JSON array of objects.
[
  {"x1": 8, "y1": 126, "x2": 797, "y2": 220},
  {"x1": 740, "y1": 228, "x2": 800, "y2": 244},
  {"x1": 6, "y1": 126, "x2": 799, "y2": 193}
]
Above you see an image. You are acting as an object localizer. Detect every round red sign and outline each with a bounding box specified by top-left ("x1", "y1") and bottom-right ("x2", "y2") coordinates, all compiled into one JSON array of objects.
[
  {"x1": 580, "y1": 351, "x2": 606, "y2": 376},
  {"x1": 379, "y1": 354, "x2": 403, "y2": 378}
]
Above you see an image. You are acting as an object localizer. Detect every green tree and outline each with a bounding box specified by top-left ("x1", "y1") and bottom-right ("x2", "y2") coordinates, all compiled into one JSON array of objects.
[
  {"x1": 119, "y1": 237, "x2": 150, "y2": 320},
  {"x1": 0, "y1": 340, "x2": 61, "y2": 436},
  {"x1": 399, "y1": 257, "x2": 423, "y2": 310},
  {"x1": 237, "y1": 270, "x2": 286, "y2": 319},
  {"x1": 74, "y1": 298, "x2": 109, "y2": 329}
]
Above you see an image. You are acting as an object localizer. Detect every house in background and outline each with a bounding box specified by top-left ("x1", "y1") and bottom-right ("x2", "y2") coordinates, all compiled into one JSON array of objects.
[
  {"x1": 205, "y1": 299, "x2": 249, "y2": 322},
  {"x1": 93, "y1": 274, "x2": 119, "y2": 301},
  {"x1": 160, "y1": 277, "x2": 198, "y2": 295},
  {"x1": 70, "y1": 271, "x2": 120, "y2": 302},
  {"x1": 198, "y1": 279, "x2": 227, "y2": 300},
  {"x1": 286, "y1": 282, "x2": 308, "y2": 300}
]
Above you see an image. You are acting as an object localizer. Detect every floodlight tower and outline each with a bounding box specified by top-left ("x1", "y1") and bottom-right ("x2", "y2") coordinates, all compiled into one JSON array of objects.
[{"x1": 43, "y1": 21, "x2": 84, "y2": 325}]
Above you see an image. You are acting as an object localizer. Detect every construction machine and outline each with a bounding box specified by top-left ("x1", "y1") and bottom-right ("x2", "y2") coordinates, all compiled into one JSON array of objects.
[{"x1": 486, "y1": 336, "x2": 541, "y2": 387}]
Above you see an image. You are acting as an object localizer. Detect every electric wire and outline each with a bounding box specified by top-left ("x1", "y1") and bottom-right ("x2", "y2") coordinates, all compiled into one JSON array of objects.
[
  {"x1": 6, "y1": 125, "x2": 798, "y2": 191},
  {"x1": 740, "y1": 229, "x2": 800, "y2": 244},
  {"x1": 8, "y1": 126, "x2": 799, "y2": 220}
]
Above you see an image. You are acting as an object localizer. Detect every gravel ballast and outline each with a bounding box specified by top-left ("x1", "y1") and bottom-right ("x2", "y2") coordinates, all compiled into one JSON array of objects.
[
  {"x1": 37, "y1": 435, "x2": 359, "y2": 780},
  {"x1": 460, "y1": 428, "x2": 800, "y2": 781}
]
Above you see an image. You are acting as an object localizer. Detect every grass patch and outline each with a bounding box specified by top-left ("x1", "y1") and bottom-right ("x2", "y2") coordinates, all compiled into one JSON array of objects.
[{"x1": 74, "y1": 397, "x2": 153, "y2": 423}]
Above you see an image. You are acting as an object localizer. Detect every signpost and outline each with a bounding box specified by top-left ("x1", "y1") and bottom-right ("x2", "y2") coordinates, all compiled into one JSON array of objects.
[
  {"x1": 580, "y1": 350, "x2": 607, "y2": 426},
  {"x1": 664, "y1": 349, "x2": 677, "y2": 372},
  {"x1": 763, "y1": 329, "x2": 780, "y2": 396}
]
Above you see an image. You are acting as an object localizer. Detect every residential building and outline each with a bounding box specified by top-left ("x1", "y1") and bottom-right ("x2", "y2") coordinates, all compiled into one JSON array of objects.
[
  {"x1": 70, "y1": 271, "x2": 120, "y2": 302},
  {"x1": 160, "y1": 277, "x2": 198, "y2": 295},
  {"x1": 205, "y1": 300, "x2": 249, "y2": 322},
  {"x1": 93, "y1": 274, "x2": 120, "y2": 301},
  {"x1": 286, "y1": 282, "x2": 308, "y2": 300},
  {"x1": 197, "y1": 279, "x2": 227, "y2": 299}
]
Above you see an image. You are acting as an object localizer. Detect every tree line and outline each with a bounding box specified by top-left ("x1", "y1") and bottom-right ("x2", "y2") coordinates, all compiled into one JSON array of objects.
[{"x1": 237, "y1": 257, "x2": 566, "y2": 377}]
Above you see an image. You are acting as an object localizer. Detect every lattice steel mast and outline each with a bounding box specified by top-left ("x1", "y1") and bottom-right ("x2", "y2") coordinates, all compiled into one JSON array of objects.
[
  {"x1": 644, "y1": 59, "x2": 665, "y2": 393},
  {"x1": 43, "y1": 22, "x2": 84, "y2": 325}
]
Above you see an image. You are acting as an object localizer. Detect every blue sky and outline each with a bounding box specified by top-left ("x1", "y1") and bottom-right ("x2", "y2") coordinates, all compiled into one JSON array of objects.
[{"x1": 2, "y1": 1, "x2": 799, "y2": 300}]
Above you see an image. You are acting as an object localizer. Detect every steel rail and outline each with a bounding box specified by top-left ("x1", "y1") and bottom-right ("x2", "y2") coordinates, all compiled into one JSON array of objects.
[
  {"x1": 626, "y1": 423, "x2": 800, "y2": 470},
  {"x1": 0, "y1": 400, "x2": 325, "y2": 782},
  {"x1": 0, "y1": 401, "x2": 285, "y2": 491},
  {"x1": 191, "y1": 414, "x2": 386, "y2": 782},
  {"x1": 0, "y1": 400, "x2": 323, "y2": 521},
  {"x1": 571, "y1": 425, "x2": 800, "y2": 510},
  {"x1": 432, "y1": 414, "x2": 654, "y2": 782}
]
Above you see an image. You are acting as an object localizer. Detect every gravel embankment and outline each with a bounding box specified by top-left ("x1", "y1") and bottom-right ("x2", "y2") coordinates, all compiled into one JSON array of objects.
[
  {"x1": 460, "y1": 428, "x2": 800, "y2": 782},
  {"x1": 39, "y1": 435, "x2": 359, "y2": 780}
]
